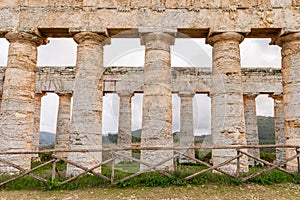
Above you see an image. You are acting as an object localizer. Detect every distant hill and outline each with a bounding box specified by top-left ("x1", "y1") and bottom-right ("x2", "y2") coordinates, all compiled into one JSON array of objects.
[
  {"x1": 41, "y1": 116, "x2": 275, "y2": 147},
  {"x1": 102, "y1": 129, "x2": 142, "y2": 144},
  {"x1": 257, "y1": 115, "x2": 275, "y2": 144},
  {"x1": 132, "y1": 129, "x2": 141, "y2": 143},
  {"x1": 39, "y1": 131, "x2": 56, "y2": 146}
]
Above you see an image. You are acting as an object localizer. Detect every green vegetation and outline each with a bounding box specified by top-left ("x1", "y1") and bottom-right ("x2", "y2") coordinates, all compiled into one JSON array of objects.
[
  {"x1": 257, "y1": 116, "x2": 275, "y2": 144},
  {"x1": 0, "y1": 151, "x2": 299, "y2": 191},
  {"x1": 1, "y1": 116, "x2": 286, "y2": 191}
]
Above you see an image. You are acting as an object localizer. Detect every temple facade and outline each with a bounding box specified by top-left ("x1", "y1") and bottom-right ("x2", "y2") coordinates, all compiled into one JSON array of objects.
[{"x1": 0, "y1": 0, "x2": 299, "y2": 175}]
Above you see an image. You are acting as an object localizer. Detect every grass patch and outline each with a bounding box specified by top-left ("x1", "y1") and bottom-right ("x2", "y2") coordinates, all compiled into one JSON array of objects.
[{"x1": 0, "y1": 154, "x2": 299, "y2": 190}]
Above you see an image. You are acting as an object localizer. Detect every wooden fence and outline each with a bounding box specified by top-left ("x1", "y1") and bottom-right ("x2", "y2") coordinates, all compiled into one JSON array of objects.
[{"x1": 0, "y1": 145, "x2": 299, "y2": 187}]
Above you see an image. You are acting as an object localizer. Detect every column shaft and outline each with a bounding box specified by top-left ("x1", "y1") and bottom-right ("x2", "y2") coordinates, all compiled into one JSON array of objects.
[
  {"x1": 55, "y1": 93, "x2": 72, "y2": 159},
  {"x1": 243, "y1": 95, "x2": 260, "y2": 166},
  {"x1": 140, "y1": 32, "x2": 175, "y2": 171},
  {"x1": 179, "y1": 93, "x2": 195, "y2": 162},
  {"x1": 275, "y1": 33, "x2": 300, "y2": 172},
  {"x1": 32, "y1": 93, "x2": 44, "y2": 161},
  {"x1": 67, "y1": 32, "x2": 109, "y2": 176},
  {"x1": 207, "y1": 32, "x2": 248, "y2": 174},
  {"x1": 272, "y1": 95, "x2": 286, "y2": 164},
  {"x1": 117, "y1": 93, "x2": 132, "y2": 162},
  {"x1": 0, "y1": 32, "x2": 46, "y2": 173}
]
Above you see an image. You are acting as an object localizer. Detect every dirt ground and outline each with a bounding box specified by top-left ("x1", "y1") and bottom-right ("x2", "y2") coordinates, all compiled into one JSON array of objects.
[{"x1": 0, "y1": 183, "x2": 299, "y2": 200}]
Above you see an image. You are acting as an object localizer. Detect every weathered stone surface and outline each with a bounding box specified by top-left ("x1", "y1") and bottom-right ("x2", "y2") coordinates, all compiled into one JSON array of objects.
[
  {"x1": 35, "y1": 66, "x2": 75, "y2": 94},
  {"x1": 275, "y1": 33, "x2": 300, "y2": 172},
  {"x1": 1, "y1": 1, "x2": 300, "y2": 36},
  {"x1": 55, "y1": 93, "x2": 72, "y2": 159},
  {"x1": 140, "y1": 32, "x2": 175, "y2": 171},
  {"x1": 0, "y1": 66, "x2": 284, "y2": 95},
  {"x1": 0, "y1": 32, "x2": 47, "y2": 173},
  {"x1": 179, "y1": 93, "x2": 195, "y2": 162},
  {"x1": 116, "y1": 93, "x2": 133, "y2": 163},
  {"x1": 243, "y1": 94, "x2": 260, "y2": 166},
  {"x1": 67, "y1": 32, "x2": 109, "y2": 176},
  {"x1": 32, "y1": 93, "x2": 45, "y2": 161},
  {"x1": 271, "y1": 94, "x2": 286, "y2": 164},
  {"x1": 207, "y1": 32, "x2": 248, "y2": 174}
]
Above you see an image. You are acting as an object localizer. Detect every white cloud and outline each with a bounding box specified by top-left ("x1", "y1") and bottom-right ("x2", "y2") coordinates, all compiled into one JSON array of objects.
[
  {"x1": 105, "y1": 39, "x2": 144, "y2": 67},
  {"x1": 241, "y1": 39, "x2": 281, "y2": 67},
  {"x1": 38, "y1": 38, "x2": 77, "y2": 66},
  {"x1": 132, "y1": 93, "x2": 143, "y2": 131},
  {"x1": 171, "y1": 38, "x2": 212, "y2": 67},
  {"x1": 0, "y1": 39, "x2": 9, "y2": 66},
  {"x1": 40, "y1": 93, "x2": 59, "y2": 133},
  {"x1": 256, "y1": 95, "x2": 274, "y2": 117}
]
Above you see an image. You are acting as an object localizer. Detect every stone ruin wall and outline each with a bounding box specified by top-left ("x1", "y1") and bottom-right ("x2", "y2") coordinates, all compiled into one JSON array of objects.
[
  {"x1": 0, "y1": 0, "x2": 299, "y2": 175},
  {"x1": 1, "y1": 0, "x2": 300, "y2": 37},
  {"x1": 0, "y1": 66, "x2": 283, "y2": 95}
]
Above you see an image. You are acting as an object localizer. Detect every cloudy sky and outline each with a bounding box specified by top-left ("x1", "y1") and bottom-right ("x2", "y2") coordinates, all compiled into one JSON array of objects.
[{"x1": 0, "y1": 37, "x2": 281, "y2": 135}]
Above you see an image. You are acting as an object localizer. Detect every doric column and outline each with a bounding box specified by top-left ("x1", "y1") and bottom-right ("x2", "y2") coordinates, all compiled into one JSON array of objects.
[
  {"x1": 179, "y1": 92, "x2": 195, "y2": 162},
  {"x1": 67, "y1": 32, "x2": 109, "y2": 176},
  {"x1": 116, "y1": 93, "x2": 133, "y2": 163},
  {"x1": 140, "y1": 31, "x2": 175, "y2": 171},
  {"x1": 207, "y1": 32, "x2": 248, "y2": 174},
  {"x1": 55, "y1": 93, "x2": 72, "y2": 159},
  {"x1": 0, "y1": 32, "x2": 47, "y2": 173},
  {"x1": 243, "y1": 94, "x2": 260, "y2": 166},
  {"x1": 275, "y1": 33, "x2": 300, "y2": 172},
  {"x1": 270, "y1": 94, "x2": 286, "y2": 164},
  {"x1": 32, "y1": 93, "x2": 45, "y2": 161}
]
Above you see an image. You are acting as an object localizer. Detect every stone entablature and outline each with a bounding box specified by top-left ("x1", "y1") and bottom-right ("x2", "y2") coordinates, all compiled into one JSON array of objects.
[
  {"x1": 0, "y1": 66, "x2": 283, "y2": 96},
  {"x1": 0, "y1": 1, "x2": 299, "y2": 38}
]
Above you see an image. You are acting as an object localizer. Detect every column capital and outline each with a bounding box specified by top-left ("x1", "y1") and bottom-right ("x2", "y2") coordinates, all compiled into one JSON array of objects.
[
  {"x1": 206, "y1": 32, "x2": 244, "y2": 46},
  {"x1": 73, "y1": 32, "x2": 110, "y2": 45},
  {"x1": 269, "y1": 94, "x2": 283, "y2": 101},
  {"x1": 140, "y1": 32, "x2": 176, "y2": 46},
  {"x1": 5, "y1": 32, "x2": 48, "y2": 46},
  {"x1": 35, "y1": 92, "x2": 46, "y2": 98},
  {"x1": 117, "y1": 92, "x2": 133, "y2": 98},
  {"x1": 243, "y1": 93, "x2": 258, "y2": 100},
  {"x1": 56, "y1": 93, "x2": 72, "y2": 98},
  {"x1": 274, "y1": 32, "x2": 300, "y2": 47},
  {"x1": 178, "y1": 92, "x2": 195, "y2": 98}
]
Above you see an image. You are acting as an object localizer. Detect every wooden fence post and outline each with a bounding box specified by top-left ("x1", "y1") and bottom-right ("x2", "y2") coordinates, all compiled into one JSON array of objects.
[
  {"x1": 236, "y1": 149, "x2": 241, "y2": 177},
  {"x1": 297, "y1": 148, "x2": 300, "y2": 173}
]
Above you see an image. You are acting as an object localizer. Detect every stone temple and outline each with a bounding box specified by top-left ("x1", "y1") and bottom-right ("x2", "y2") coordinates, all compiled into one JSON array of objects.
[{"x1": 0, "y1": 0, "x2": 300, "y2": 175}]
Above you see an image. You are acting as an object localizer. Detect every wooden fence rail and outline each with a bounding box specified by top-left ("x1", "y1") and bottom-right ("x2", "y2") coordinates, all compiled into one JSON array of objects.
[{"x1": 0, "y1": 145, "x2": 299, "y2": 188}]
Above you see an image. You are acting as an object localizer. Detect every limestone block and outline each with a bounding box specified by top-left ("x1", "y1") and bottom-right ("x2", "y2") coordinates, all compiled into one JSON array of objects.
[
  {"x1": 207, "y1": 32, "x2": 248, "y2": 174},
  {"x1": 271, "y1": 95, "x2": 286, "y2": 164},
  {"x1": 0, "y1": 8, "x2": 19, "y2": 31},
  {"x1": 0, "y1": 32, "x2": 47, "y2": 173},
  {"x1": 116, "y1": 93, "x2": 132, "y2": 163},
  {"x1": 243, "y1": 94, "x2": 260, "y2": 166},
  {"x1": 32, "y1": 93, "x2": 44, "y2": 161},
  {"x1": 67, "y1": 32, "x2": 109, "y2": 176},
  {"x1": 179, "y1": 93, "x2": 195, "y2": 162},
  {"x1": 140, "y1": 32, "x2": 175, "y2": 171},
  {"x1": 0, "y1": 0, "x2": 21, "y2": 7},
  {"x1": 55, "y1": 94, "x2": 72, "y2": 159},
  {"x1": 83, "y1": 0, "x2": 116, "y2": 7},
  {"x1": 275, "y1": 32, "x2": 300, "y2": 172},
  {"x1": 27, "y1": 0, "x2": 50, "y2": 7}
]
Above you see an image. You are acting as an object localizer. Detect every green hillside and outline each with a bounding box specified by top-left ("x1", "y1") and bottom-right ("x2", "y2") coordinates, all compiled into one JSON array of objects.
[
  {"x1": 257, "y1": 116, "x2": 275, "y2": 144},
  {"x1": 102, "y1": 116, "x2": 275, "y2": 145}
]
